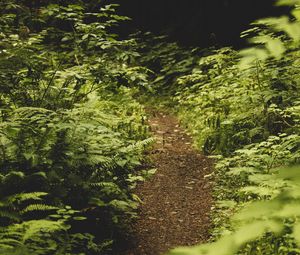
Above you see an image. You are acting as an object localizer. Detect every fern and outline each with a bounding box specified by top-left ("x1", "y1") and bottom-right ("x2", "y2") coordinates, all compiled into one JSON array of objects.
[
  {"x1": 21, "y1": 204, "x2": 58, "y2": 214},
  {"x1": 151, "y1": 1, "x2": 300, "y2": 254},
  {"x1": 0, "y1": 0, "x2": 153, "y2": 254},
  {"x1": 6, "y1": 192, "x2": 48, "y2": 204},
  {"x1": 0, "y1": 211, "x2": 19, "y2": 221}
]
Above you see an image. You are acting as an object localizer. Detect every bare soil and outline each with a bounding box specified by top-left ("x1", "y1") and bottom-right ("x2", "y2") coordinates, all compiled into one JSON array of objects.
[{"x1": 121, "y1": 110, "x2": 213, "y2": 255}]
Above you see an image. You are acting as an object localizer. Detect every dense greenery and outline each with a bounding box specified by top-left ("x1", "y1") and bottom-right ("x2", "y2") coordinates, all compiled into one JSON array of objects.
[
  {"x1": 134, "y1": 0, "x2": 300, "y2": 254},
  {"x1": 2, "y1": 0, "x2": 300, "y2": 254},
  {"x1": 0, "y1": 1, "x2": 154, "y2": 254}
]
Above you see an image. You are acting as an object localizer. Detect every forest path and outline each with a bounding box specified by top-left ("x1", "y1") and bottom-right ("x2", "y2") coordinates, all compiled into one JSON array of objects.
[{"x1": 123, "y1": 110, "x2": 213, "y2": 255}]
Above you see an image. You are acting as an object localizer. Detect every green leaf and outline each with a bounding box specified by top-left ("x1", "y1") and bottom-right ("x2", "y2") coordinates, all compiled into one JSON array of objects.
[
  {"x1": 266, "y1": 37, "x2": 286, "y2": 59},
  {"x1": 73, "y1": 216, "x2": 86, "y2": 221},
  {"x1": 294, "y1": 222, "x2": 300, "y2": 246}
]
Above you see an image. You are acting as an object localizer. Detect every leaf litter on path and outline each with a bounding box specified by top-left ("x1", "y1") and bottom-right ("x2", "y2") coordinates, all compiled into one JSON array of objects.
[{"x1": 120, "y1": 110, "x2": 213, "y2": 255}]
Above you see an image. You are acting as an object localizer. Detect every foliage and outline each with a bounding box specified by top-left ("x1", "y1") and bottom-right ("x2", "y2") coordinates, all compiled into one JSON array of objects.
[
  {"x1": 3, "y1": 0, "x2": 300, "y2": 254},
  {"x1": 0, "y1": 0, "x2": 153, "y2": 254},
  {"x1": 129, "y1": 0, "x2": 300, "y2": 254},
  {"x1": 134, "y1": 33, "x2": 205, "y2": 97},
  {"x1": 149, "y1": 0, "x2": 300, "y2": 254}
]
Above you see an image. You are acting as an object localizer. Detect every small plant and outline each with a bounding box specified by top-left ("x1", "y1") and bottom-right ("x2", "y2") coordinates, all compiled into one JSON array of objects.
[
  {"x1": 0, "y1": 1, "x2": 153, "y2": 254},
  {"x1": 143, "y1": 0, "x2": 300, "y2": 254}
]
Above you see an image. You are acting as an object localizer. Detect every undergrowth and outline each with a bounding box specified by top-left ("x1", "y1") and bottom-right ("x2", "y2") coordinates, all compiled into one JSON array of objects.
[
  {"x1": 2, "y1": 0, "x2": 300, "y2": 254},
  {"x1": 134, "y1": 0, "x2": 300, "y2": 254},
  {"x1": 0, "y1": 1, "x2": 154, "y2": 254}
]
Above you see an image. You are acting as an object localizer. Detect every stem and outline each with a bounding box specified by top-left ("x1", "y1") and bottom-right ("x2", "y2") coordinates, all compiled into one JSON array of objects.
[{"x1": 40, "y1": 59, "x2": 64, "y2": 107}]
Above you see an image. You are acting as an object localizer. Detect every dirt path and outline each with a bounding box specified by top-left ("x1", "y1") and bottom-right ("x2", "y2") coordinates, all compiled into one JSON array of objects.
[{"x1": 122, "y1": 111, "x2": 213, "y2": 255}]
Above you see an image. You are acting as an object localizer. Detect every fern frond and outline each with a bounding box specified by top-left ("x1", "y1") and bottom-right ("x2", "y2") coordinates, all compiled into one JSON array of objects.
[
  {"x1": 7, "y1": 192, "x2": 48, "y2": 204},
  {"x1": 0, "y1": 238, "x2": 23, "y2": 246},
  {"x1": 21, "y1": 204, "x2": 58, "y2": 214},
  {"x1": 0, "y1": 210, "x2": 20, "y2": 221},
  {"x1": 99, "y1": 158, "x2": 117, "y2": 170},
  {"x1": 124, "y1": 138, "x2": 154, "y2": 153},
  {"x1": 21, "y1": 220, "x2": 64, "y2": 242},
  {"x1": 0, "y1": 227, "x2": 23, "y2": 239},
  {"x1": 89, "y1": 182, "x2": 122, "y2": 195},
  {"x1": 0, "y1": 220, "x2": 66, "y2": 245},
  {"x1": 0, "y1": 244, "x2": 15, "y2": 250},
  {"x1": 13, "y1": 107, "x2": 56, "y2": 120}
]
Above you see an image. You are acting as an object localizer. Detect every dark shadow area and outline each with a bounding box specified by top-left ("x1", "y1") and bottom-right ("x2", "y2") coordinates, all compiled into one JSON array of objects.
[{"x1": 106, "y1": 0, "x2": 289, "y2": 48}]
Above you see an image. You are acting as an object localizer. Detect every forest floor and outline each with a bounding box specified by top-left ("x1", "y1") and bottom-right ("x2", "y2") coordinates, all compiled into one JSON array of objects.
[{"x1": 121, "y1": 110, "x2": 213, "y2": 255}]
